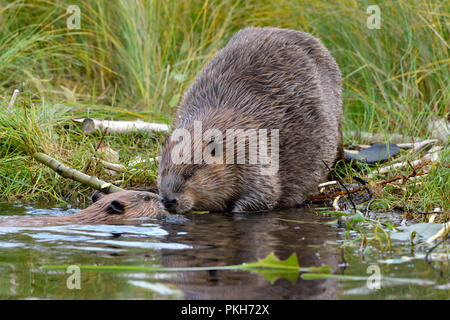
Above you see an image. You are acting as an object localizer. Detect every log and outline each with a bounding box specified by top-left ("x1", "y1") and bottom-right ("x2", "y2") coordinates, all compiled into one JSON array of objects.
[
  {"x1": 74, "y1": 118, "x2": 169, "y2": 134},
  {"x1": 34, "y1": 152, "x2": 124, "y2": 194},
  {"x1": 396, "y1": 139, "x2": 439, "y2": 152},
  {"x1": 347, "y1": 131, "x2": 423, "y2": 143}
]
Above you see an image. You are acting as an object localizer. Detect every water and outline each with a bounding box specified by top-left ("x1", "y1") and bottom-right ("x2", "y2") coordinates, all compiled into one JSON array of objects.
[{"x1": 0, "y1": 202, "x2": 448, "y2": 299}]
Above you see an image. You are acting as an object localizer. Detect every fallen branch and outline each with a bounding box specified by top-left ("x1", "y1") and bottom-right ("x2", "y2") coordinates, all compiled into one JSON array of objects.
[
  {"x1": 318, "y1": 181, "x2": 337, "y2": 188},
  {"x1": 367, "y1": 145, "x2": 442, "y2": 179},
  {"x1": 396, "y1": 139, "x2": 439, "y2": 152},
  {"x1": 322, "y1": 160, "x2": 357, "y2": 211},
  {"x1": 34, "y1": 152, "x2": 124, "y2": 194},
  {"x1": 347, "y1": 131, "x2": 423, "y2": 144},
  {"x1": 74, "y1": 118, "x2": 169, "y2": 134},
  {"x1": 98, "y1": 159, "x2": 126, "y2": 173},
  {"x1": 308, "y1": 168, "x2": 428, "y2": 201}
]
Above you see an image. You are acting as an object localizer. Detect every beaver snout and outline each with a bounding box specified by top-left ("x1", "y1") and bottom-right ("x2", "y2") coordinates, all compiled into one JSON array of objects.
[{"x1": 161, "y1": 196, "x2": 178, "y2": 213}]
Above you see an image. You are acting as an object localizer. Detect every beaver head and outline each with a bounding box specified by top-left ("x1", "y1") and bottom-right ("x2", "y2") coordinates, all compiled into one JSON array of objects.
[
  {"x1": 85, "y1": 190, "x2": 164, "y2": 221},
  {"x1": 157, "y1": 133, "x2": 241, "y2": 214},
  {"x1": 0, "y1": 191, "x2": 165, "y2": 228}
]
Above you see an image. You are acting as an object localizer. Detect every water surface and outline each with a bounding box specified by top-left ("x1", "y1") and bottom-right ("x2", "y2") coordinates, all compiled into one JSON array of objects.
[{"x1": 0, "y1": 202, "x2": 448, "y2": 299}]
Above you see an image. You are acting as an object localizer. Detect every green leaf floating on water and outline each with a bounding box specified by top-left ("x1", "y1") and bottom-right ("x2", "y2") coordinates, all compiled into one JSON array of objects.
[
  {"x1": 188, "y1": 210, "x2": 210, "y2": 214},
  {"x1": 240, "y1": 252, "x2": 299, "y2": 284},
  {"x1": 239, "y1": 252, "x2": 329, "y2": 284},
  {"x1": 42, "y1": 252, "x2": 330, "y2": 284},
  {"x1": 390, "y1": 223, "x2": 445, "y2": 243}
]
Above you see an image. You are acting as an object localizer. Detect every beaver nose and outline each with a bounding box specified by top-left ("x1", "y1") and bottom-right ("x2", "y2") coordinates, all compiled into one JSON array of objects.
[{"x1": 162, "y1": 197, "x2": 177, "y2": 212}]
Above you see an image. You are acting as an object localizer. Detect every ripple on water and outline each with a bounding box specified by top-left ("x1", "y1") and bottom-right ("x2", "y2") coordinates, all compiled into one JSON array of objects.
[{"x1": 0, "y1": 216, "x2": 189, "y2": 252}]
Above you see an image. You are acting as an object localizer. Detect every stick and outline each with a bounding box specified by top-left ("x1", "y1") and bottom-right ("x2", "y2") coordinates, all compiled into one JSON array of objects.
[
  {"x1": 321, "y1": 160, "x2": 357, "y2": 211},
  {"x1": 34, "y1": 152, "x2": 124, "y2": 194},
  {"x1": 308, "y1": 171, "x2": 428, "y2": 200},
  {"x1": 396, "y1": 139, "x2": 439, "y2": 151},
  {"x1": 347, "y1": 131, "x2": 423, "y2": 144},
  {"x1": 426, "y1": 222, "x2": 450, "y2": 244},
  {"x1": 75, "y1": 118, "x2": 169, "y2": 134},
  {"x1": 6, "y1": 89, "x2": 20, "y2": 115}
]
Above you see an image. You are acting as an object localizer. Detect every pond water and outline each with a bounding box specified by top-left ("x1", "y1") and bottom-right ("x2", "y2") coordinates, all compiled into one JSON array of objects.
[{"x1": 0, "y1": 202, "x2": 448, "y2": 300}]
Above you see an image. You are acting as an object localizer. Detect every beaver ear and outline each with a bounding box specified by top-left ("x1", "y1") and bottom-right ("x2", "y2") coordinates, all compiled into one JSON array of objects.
[
  {"x1": 91, "y1": 192, "x2": 104, "y2": 203},
  {"x1": 107, "y1": 200, "x2": 125, "y2": 215}
]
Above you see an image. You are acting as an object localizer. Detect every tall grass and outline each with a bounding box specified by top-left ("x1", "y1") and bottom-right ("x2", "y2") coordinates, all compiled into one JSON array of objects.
[
  {"x1": 2, "y1": 0, "x2": 447, "y2": 125},
  {"x1": 0, "y1": 0, "x2": 448, "y2": 213}
]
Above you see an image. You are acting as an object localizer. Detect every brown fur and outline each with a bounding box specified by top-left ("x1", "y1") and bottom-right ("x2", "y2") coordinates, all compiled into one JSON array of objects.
[
  {"x1": 158, "y1": 27, "x2": 343, "y2": 213},
  {"x1": 0, "y1": 191, "x2": 164, "y2": 227}
]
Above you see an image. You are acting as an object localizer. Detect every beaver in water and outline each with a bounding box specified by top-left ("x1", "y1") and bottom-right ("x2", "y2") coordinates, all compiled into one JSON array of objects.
[
  {"x1": 158, "y1": 27, "x2": 343, "y2": 214},
  {"x1": 0, "y1": 191, "x2": 164, "y2": 227}
]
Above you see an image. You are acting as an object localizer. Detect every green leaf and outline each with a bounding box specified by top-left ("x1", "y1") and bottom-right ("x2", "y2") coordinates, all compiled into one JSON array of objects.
[
  {"x1": 239, "y1": 252, "x2": 330, "y2": 284},
  {"x1": 390, "y1": 223, "x2": 444, "y2": 243},
  {"x1": 240, "y1": 252, "x2": 300, "y2": 284},
  {"x1": 242, "y1": 252, "x2": 299, "y2": 270},
  {"x1": 188, "y1": 210, "x2": 210, "y2": 214},
  {"x1": 42, "y1": 252, "x2": 330, "y2": 285}
]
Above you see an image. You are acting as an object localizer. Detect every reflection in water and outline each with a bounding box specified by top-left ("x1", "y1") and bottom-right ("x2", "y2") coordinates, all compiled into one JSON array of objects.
[
  {"x1": 0, "y1": 202, "x2": 447, "y2": 299},
  {"x1": 158, "y1": 209, "x2": 342, "y2": 299}
]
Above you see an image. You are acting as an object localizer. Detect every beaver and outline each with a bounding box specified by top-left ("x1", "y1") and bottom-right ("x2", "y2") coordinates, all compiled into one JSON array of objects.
[
  {"x1": 0, "y1": 191, "x2": 164, "y2": 227},
  {"x1": 158, "y1": 27, "x2": 343, "y2": 214}
]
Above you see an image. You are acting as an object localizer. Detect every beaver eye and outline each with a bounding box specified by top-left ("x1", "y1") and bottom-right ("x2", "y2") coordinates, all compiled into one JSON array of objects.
[{"x1": 185, "y1": 171, "x2": 194, "y2": 179}]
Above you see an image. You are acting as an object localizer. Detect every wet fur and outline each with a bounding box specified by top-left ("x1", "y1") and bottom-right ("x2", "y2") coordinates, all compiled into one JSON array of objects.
[
  {"x1": 158, "y1": 27, "x2": 343, "y2": 213},
  {"x1": 0, "y1": 191, "x2": 164, "y2": 227}
]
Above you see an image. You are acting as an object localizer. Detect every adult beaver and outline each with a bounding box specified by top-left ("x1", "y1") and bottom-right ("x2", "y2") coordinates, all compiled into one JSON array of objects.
[
  {"x1": 158, "y1": 27, "x2": 343, "y2": 214},
  {"x1": 0, "y1": 191, "x2": 164, "y2": 227}
]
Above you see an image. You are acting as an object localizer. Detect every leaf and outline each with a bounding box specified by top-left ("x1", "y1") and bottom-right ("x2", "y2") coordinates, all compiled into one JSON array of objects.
[
  {"x1": 42, "y1": 252, "x2": 330, "y2": 285},
  {"x1": 316, "y1": 210, "x2": 351, "y2": 217},
  {"x1": 188, "y1": 210, "x2": 210, "y2": 214},
  {"x1": 239, "y1": 252, "x2": 330, "y2": 284},
  {"x1": 390, "y1": 223, "x2": 445, "y2": 243},
  {"x1": 240, "y1": 252, "x2": 299, "y2": 284}
]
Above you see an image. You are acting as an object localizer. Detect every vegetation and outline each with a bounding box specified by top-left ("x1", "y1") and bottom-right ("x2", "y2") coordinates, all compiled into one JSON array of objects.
[{"x1": 0, "y1": 0, "x2": 448, "y2": 219}]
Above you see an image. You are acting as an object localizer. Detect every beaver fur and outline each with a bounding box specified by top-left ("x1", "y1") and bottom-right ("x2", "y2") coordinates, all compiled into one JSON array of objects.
[
  {"x1": 0, "y1": 191, "x2": 164, "y2": 227},
  {"x1": 158, "y1": 27, "x2": 343, "y2": 213}
]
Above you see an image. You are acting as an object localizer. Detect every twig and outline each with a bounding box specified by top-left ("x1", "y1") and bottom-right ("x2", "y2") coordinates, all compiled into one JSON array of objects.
[
  {"x1": 98, "y1": 159, "x2": 126, "y2": 173},
  {"x1": 354, "y1": 176, "x2": 372, "y2": 197},
  {"x1": 84, "y1": 127, "x2": 108, "y2": 173},
  {"x1": 75, "y1": 118, "x2": 169, "y2": 134},
  {"x1": 318, "y1": 181, "x2": 337, "y2": 188},
  {"x1": 6, "y1": 89, "x2": 20, "y2": 115},
  {"x1": 321, "y1": 160, "x2": 357, "y2": 212},
  {"x1": 365, "y1": 199, "x2": 375, "y2": 217},
  {"x1": 308, "y1": 169, "x2": 429, "y2": 200},
  {"x1": 397, "y1": 139, "x2": 439, "y2": 152},
  {"x1": 416, "y1": 211, "x2": 445, "y2": 215},
  {"x1": 34, "y1": 152, "x2": 124, "y2": 194},
  {"x1": 347, "y1": 131, "x2": 423, "y2": 144},
  {"x1": 425, "y1": 238, "x2": 446, "y2": 263},
  {"x1": 426, "y1": 221, "x2": 450, "y2": 244}
]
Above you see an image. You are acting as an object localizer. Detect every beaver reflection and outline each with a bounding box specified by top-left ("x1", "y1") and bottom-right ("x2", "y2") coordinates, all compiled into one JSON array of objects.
[{"x1": 158, "y1": 208, "x2": 343, "y2": 300}]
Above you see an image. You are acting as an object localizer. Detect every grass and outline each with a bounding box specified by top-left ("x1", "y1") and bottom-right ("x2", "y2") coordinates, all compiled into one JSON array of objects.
[{"x1": 0, "y1": 0, "x2": 448, "y2": 219}]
